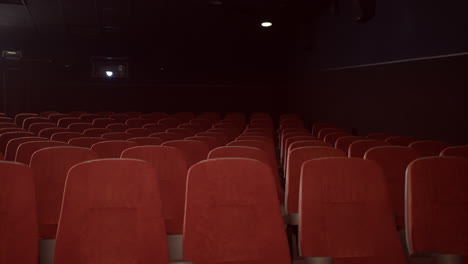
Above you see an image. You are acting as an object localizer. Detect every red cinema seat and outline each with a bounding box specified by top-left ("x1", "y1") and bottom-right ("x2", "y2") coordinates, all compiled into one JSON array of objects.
[
  {"x1": 440, "y1": 146, "x2": 468, "y2": 158},
  {"x1": 197, "y1": 112, "x2": 221, "y2": 121},
  {"x1": 14, "y1": 113, "x2": 38, "y2": 127},
  {"x1": 196, "y1": 132, "x2": 230, "y2": 145},
  {"x1": 212, "y1": 123, "x2": 243, "y2": 133},
  {"x1": 311, "y1": 123, "x2": 336, "y2": 137},
  {"x1": 67, "y1": 111, "x2": 87, "y2": 117},
  {"x1": 158, "y1": 117, "x2": 183, "y2": 128},
  {"x1": 0, "y1": 127, "x2": 24, "y2": 134},
  {"x1": 0, "y1": 117, "x2": 14, "y2": 123},
  {"x1": 30, "y1": 147, "x2": 99, "y2": 238},
  {"x1": 78, "y1": 114, "x2": 99, "y2": 122},
  {"x1": 123, "y1": 111, "x2": 141, "y2": 118},
  {"x1": 51, "y1": 132, "x2": 84, "y2": 142},
  {"x1": 4, "y1": 136, "x2": 47, "y2": 161},
  {"x1": 40, "y1": 111, "x2": 59, "y2": 118},
  {"x1": 83, "y1": 128, "x2": 111, "y2": 137},
  {"x1": 39, "y1": 127, "x2": 70, "y2": 138},
  {"x1": 280, "y1": 113, "x2": 301, "y2": 121},
  {"x1": 68, "y1": 122, "x2": 94, "y2": 133},
  {"x1": 0, "y1": 161, "x2": 38, "y2": 264},
  {"x1": 57, "y1": 117, "x2": 82, "y2": 128},
  {"x1": 29, "y1": 122, "x2": 56, "y2": 134},
  {"x1": 406, "y1": 157, "x2": 468, "y2": 258},
  {"x1": 178, "y1": 123, "x2": 205, "y2": 133},
  {"x1": 207, "y1": 128, "x2": 240, "y2": 140},
  {"x1": 128, "y1": 137, "x2": 164, "y2": 146},
  {"x1": 121, "y1": 146, "x2": 188, "y2": 234},
  {"x1": 367, "y1": 133, "x2": 393, "y2": 141},
  {"x1": 106, "y1": 123, "x2": 130, "y2": 132},
  {"x1": 143, "y1": 123, "x2": 167, "y2": 133},
  {"x1": 92, "y1": 118, "x2": 116, "y2": 128},
  {"x1": 150, "y1": 132, "x2": 181, "y2": 141},
  {"x1": 48, "y1": 114, "x2": 69, "y2": 124},
  {"x1": 279, "y1": 122, "x2": 303, "y2": 132},
  {"x1": 281, "y1": 132, "x2": 313, "y2": 160},
  {"x1": 283, "y1": 135, "x2": 320, "y2": 165},
  {"x1": 324, "y1": 131, "x2": 351, "y2": 145},
  {"x1": 227, "y1": 140, "x2": 277, "y2": 169},
  {"x1": 166, "y1": 128, "x2": 196, "y2": 138},
  {"x1": 185, "y1": 136, "x2": 223, "y2": 150},
  {"x1": 318, "y1": 128, "x2": 345, "y2": 140},
  {"x1": 189, "y1": 118, "x2": 214, "y2": 130},
  {"x1": 96, "y1": 111, "x2": 114, "y2": 118},
  {"x1": 125, "y1": 128, "x2": 152, "y2": 137},
  {"x1": 171, "y1": 112, "x2": 195, "y2": 122},
  {"x1": 409, "y1": 140, "x2": 450, "y2": 157},
  {"x1": 91, "y1": 140, "x2": 138, "y2": 158},
  {"x1": 386, "y1": 136, "x2": 418, "y2": 146},
  {"x1": 0, "y1": 112, "x2": 7, "y2": 117},
  {"x1": 0, "y1": 123, "x2": 17, "y2": 129},
  {"x1": 109, "y1": 114, "x2": 129, "y2": 123},
  {"x1": 286, "y1": 147, "x2": 346, "y2": 214},
  {"x1": 23, "y1": 117, "x2": 51, "y2": 130},
  {"x1": 208, "y1": 146, "x2": 284, "y2": 203},
  {"x1": 364, "y1": 146, "x2": 421, "y2": 229},
  {"x1": 16, "y1": 141, "x2": 68, "y2": 165},
  {"x1": 252, "y1": 112, "x2": 272, "y2": 119},
  {"x1": 125, "y1": 118, "x2": 152, "y2": 128},
  {"x1": 348, "y1": 140, "x2": 391, "y2": 158},
  {"x1": 286, "y1": 140, "x2": 333, "y2": 171},
  {"x1": 299, "y1": 158, "x2": 407, "y2": 264},
  {"x1": 0, "y1": 131, "x2": 35, "y2": 154},
  {"x1": 141, "y1": 112, "x2": 168, "y2": 122},
  {"x1": 183, "y1": 159, "x2": 290, "y2": 264},
  {"x1": 68, "y1": 137, "x2": 106, "y2": 148},
  {"x1": 335, "y1": 136, "x2": 363, "y2": 154},
  {"x1": 54, "y1": 159, "x2": 169, "y2": 264},
  {"x1": 236, "y1": 135, "x2": 273, "y2": 143},
  {"x1": 162, "y1": 140, "x2": 210, "y2": 166}
]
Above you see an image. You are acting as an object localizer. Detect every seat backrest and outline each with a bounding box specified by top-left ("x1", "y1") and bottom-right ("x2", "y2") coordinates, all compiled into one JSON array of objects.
[
  {"x1": 283, "y1": 135, "x2": 319, "y2": 162},
  {"x1": 48, "y1": 114, "x2": 70, "y2": 124},
  {"x1": 406, "y1": 157, "x2": 468, "y2": 256},
  {"x1": 162, "y1": 140, "x2": 210, "y2": 166},
  {"x1": 158, "y1": 117, "x2": 182, "y2": 128},
  {"x1": 299, "y1": 158, "x2": 407, "y2": 263},
  {"x1": 78, "y1": 114, "x2": 99, "y2": 122},
  {"x1": 54, "y1": 159, "x2": 169, "y2": 264},
  {"x1": 121, "y1": 146, "x2": 188, "y2": 234},
  {"x1": 440, "y1": 146, "x2": 468, "y2": 158},
  {"x1": 367, "y1": 133, "x2": 393, "y2": 141},
  {"x1": 29, "y1": 122, "x2": 56, "y2": 134},
  {"x1": 286, "y1": 146, "x2": 347, "y2": 214},
  {"x1": 0, "y1": 131, "x2": 35, "y2": 154},
  {"x1": 125, "y1": 128, "x2": 152, "y2": 137},
  {"x1": 16, "y1": 141, "x2": 69, "y2": 165},
  {"x1": 4, "y1": 136, "x2": 47, "y2": 161},
  {"x1": 324, "y1": 132, "x2": 351, "y2": 145},
  {"x1": 284, "y1": 140, "x2": 333, "y2": 171},
  {"x1": 128, "y1": 137, "x2": 164, "y2": 146},
  {"x1": 0, "y1": 161, "x2": 38, "y2": 264},
  {"x1": 108, "y1": 114, "x2": 129, "y2": 123},
  {"x1": 236, "y1": 135, "x2": 273, "y2": 143},
  {"x1": 185, "y1": 136, "x2": 222, "y2": 150},
  {"x1": 150, "y1": 132, "x2": 181, "y2": 141},
  {"x1": 195, "y1": 132, "x2": 229, "y2": 144},
  {"x1": 14, "y1": 113, "x2": 38, "y2": 127},
  {"x1": 125, "y1": 118, "x2": 152, "y2": 128},
  {"x1": 166, "y1": 128, "x2": 195, "y2": 138},
  {"x1": 317, "y1": 128, "x2": 345, "y2": 140},
  {"x1": 311, "y1": 123, "x2": 336, "y2": 137},
  {"x1": 68, "y1": 137, "x2": 107, "y2": 148},
  {"x1": 106, "y1": 123, "x2": 129, "y2": 132},
  {"x1": 51, "y1": 132, "x2": 84, "y2": 142},
  {"x1": 141, "y1": 112, "x2": 168, "y2": 122},
  {"x1": 335, "y1": 136, "x2": 363, "y2": 154},
  {"x1": 364, "y1": 146, "x2": 421, "y2": 229},
  {"x1": 91, "y1": 140, "x2": 138, "y2": 158},
  {"x1": 91, "y1": 118, "x2": 116, "y2": 128},
  {"x1": 386, "y1": 136, "x2": 418, "y2": 146},
  {"x1": 0, "y1": 123, "x2": 17, "y2": 129},
  {"x1": 409, "y1": 140, "x2": 450, "y2": 157},
  {"x1": 348, "y1": 140, "x2": 391, "y2": 158},
  {"x1": 23, "y1": 117, "x2": 51, "y2": 130},
  {"x1": 143, "y1": 123, "x2": 167, "y2": 133},
  {"x1": 39, "y1": 127, "x2": 70, "y2": 138},
  {"x1": 100, "y1": 132, "x2": 137, "y2": 141},
  {"x1": 30, "y1": 147, "x2": 99, "y2": 238},
  {"x1": 183, "y1": 158, "x2": 291, "y2": 264},
  {"x1": 281, "y1": 132, "x2": 314, "y2": 159},
  {"x1": 178, "y1": 123, "x2": 205, "y2": 133},
  {"x1": 57, "y1": 117, "x2": 82, "y2": 128},
  {"x1": 83, "y1": 128, "x2": 112, "y2": 137},
  {"x1": 68, "y1": 122, "x2": 94, "y2": 133},
  {"x1": 0, "y1": 117, "x2": 14, "y2": 123}
]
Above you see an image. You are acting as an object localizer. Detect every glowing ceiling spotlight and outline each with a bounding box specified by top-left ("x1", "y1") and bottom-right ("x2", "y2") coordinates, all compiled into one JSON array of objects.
[
  {"x1": 261, "y1": 22, "x2": 273, "y2": 28},
  {"x1": 105, "y1": 71, "x2": 114, "y2": 77}
]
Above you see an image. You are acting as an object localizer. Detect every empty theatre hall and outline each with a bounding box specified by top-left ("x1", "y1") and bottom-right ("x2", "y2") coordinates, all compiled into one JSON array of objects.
[{"x1": 0, "y1": 0, "x2": 467, "y2": 264}]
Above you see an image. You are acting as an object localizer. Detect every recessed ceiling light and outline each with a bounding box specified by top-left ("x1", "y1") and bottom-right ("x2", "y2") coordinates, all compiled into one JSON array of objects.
[
  {"x1": 261, "y1": 22, "x2": 272, "y2": 28},
  {"x1": 105, "y1": 71, "x2": 114, "y2": 77}
]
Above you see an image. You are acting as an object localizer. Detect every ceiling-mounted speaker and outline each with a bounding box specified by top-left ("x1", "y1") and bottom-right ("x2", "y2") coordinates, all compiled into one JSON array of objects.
[{"x1": 356, "y1": 0, "x2": 376, "y2": 23}]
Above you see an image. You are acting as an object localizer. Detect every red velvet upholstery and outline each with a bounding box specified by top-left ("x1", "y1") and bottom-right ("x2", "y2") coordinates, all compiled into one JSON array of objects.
[
  {"x1": 324, "y1": 132, "x2": 352, "y2": 145},
  {"x1": 178, "y1": 123, "x2": 206, "y2": 133},
  {"x1": 40, "y1": 111, "x2": 59, "y2": 118},
  {"x1": 208, "y1": 146, "x2": 284, "y2": 203},
  {"x1": 83, "y1": 128, "x2": 112, "y2": 137},
  {"x1": 54, "y1": 159, "x2": 169, "y2": 264},
  {"x1": 440, "y1": 146, "x2": 468, "y2": 158},
  {"x1": 39, "y1": 127, "x2": 70, "y2": 138},
  {"x1": 14, "y1": 113, "x2": 37, "y2": 127},
  {"x1": 68, "y1": 137, "x2": 106, "y2": 148},
  {"x1": 67, "y1": 111, "x2": 87, "y2": 117},
  {"x1": 166, "y1": 128, "x2": 196, "y2": 138},
  {"x1": 30, "y1": 147, "x2": 99, "y2": 238},
  {"x1": 143, "y1": 123, "x2": 167, "y2": 133},
  {"x1": 0, "y1": 131, "x2": 35, "y2": 154},
  {"x1": 4, "y1": 136, "x2": 47, "y2": 161},
  {"x1": 0, "y1": 161, "x2": 38, "y2": 264},
  {"x1": 106, "y1": 123, "x2": 130, "y2": 132},
  {"x1": 57, "y1": 117, "x2": 82, "y2": 128},
  {"x1": 0, "y1": 117, "x2": 14, "y2": 123},
  {"x1": 50, "y1": 132, "x2": 84, "y2": 142},
  {"x1": 318, "y1": 128, "x2": 345, "y2": 140},
  {"x1": 150, "y1": 132, "x2": 181, "y2": 141},
  {"x1": 409, "y1": 140, "x2": 450, "y2": 157},
  {"x1": 312, "y1": 123, "x2": 336, "y2": 137},
  {"x1": 16, "y1": 141, "x2": 68, "y2": 165},
  {"x1": 162, "y1": 140, "x2": 210, "y2": 166},
  {"x1": 101, "y1": 132, "x2": 133, "y2": 140},
  {"x1": 207, "y1": 128, "x2": 239, "y2": 140},
  {"x1": 109, "y1": 114, "x2": 130, "y2": 123},
  {"x1": 185, "y1": 136, "x2": 223, "y2": 150},
  {"x1": 91, "y1": 118, "x2": 116, "y2": 128},
  {"x1": 158, "y1": 117, "x2": 183, "y2": 128},
  {"x1": 171, "y1": 112, "x2": 195, "y2": 122},
  {"x1": 364, "y1": 146, "x2": 421, "y2": 228},
  {"x1": 0, "y1": 128, "x2": 24, "y2": 135},
  {"x1": 335, "y1": 136, "x2": 364, "y2": 154},
  {"x1": 236, "y1": 135, "x2": 273, "y2": 143},
  {"x1": 283, "y1": 135, "x2": 320, "y2": 164},
  {"x1": 242, "y1": 131, "x2": 274, "y2": 138},
  {"x1": 23, "y1": 117, "x2": 50, "y2": 130},
  {"x1": 195, "y1": 132, "x2": 230, "y2": 145},
  {"x1": 406, "y1": 157, "x2": 468, "y2": 257},
  {"x1": 91, "y1": 141, "x2": 138, "y2": 158},
  {"x1": 0, "y1": 123, "x2": 17, "y2": 129},
  {"x1": 123, "y1": 111, "x2": 142, "y2": 118},
  {"x1": 48, "y1": 114, "x2": 70, "y2": 124},
  {"x1": 286, "y1": 147, "x2": 347, "y2": 214},
  {"x1": 29, "y1": 122, "x2": 56, "y2": 134},
  {"x1": 141, "y1": 112, "x2": 168, "y2": 122},
  {"x1": 197, "y1": 112, "x2": 220, "y2": 121},
  {"x1": 299, "y1": 158, "x2": 407, "y2": 264},
  {"x1": 284, "y1": 140, "x2": 333, "y2": 172},
  {"x1": 348, "y1": 140, "x2": 391, "y2": 158},
  {"x1": 385, "y1": 136, "x2": 418, "y2": 146},
  {"x1": 279, "y1": 122, "x2": 303, "y2": 132},
  {"x1": 122, "y1": 146, "x2": 188, "y2": 234},
  {"x1": 125, "y1": 128, "x2": 152, "y2": 137},
  {"x1": 367, "y1": 133, "x2": 393, "y2": 140},
  {"x1": 245, "y1": 128, "x2": 275, "y2": 134},
  {"x1": 68, "y1": 122, "x2": 94, "y2": 132},
  {"x1": 281, "y1": 132, "x2": 313, "y2": 159},
  {"x1": 183, "y1": 158, "x2": 291, "y2": 264},
  {"x1": 213, "y1": 123, "x2": 242, "y2": 132},
  {"x1": 128, "y1": 137, "x2": 164, "y2": 146},
  {"x1": 227, "y1": 140, "x2": 278, "y2": 173},
  {"x1": 125, "y1": 118, "x2": 152, "y2": 128},
  {"x1": 96, "y1": 111, "x2": 114, "y2": 118},
  {"x1": 78, "y1": 114, "x2": 99, "y2": 121},
  {"x1": 190, "y1": 118, "x2": 214, "y2": 130}
]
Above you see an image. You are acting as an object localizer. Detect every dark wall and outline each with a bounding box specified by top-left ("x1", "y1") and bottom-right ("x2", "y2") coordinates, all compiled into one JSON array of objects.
[{"x1": 288, "y1": 54, "x2": 468, "y2": 145}]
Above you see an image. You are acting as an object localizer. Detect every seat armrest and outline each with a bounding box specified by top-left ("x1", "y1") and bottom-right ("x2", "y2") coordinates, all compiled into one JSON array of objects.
[{"x1": 293, "y1": 256, "x2": 334, "y2": 264}]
